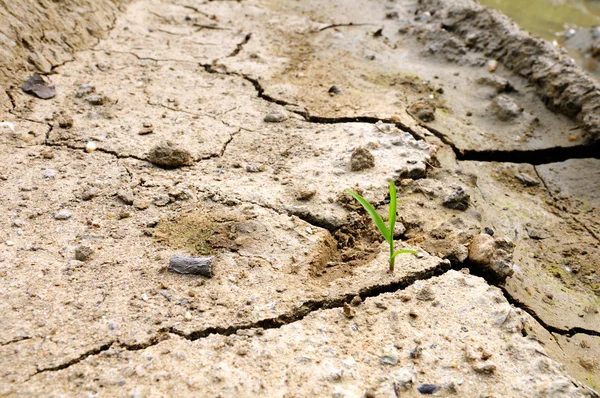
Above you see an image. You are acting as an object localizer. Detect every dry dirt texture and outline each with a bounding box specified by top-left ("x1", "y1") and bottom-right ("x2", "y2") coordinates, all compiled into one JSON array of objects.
[{"x1": 1, "y1": 0, "x2": 600, "y2": 396}]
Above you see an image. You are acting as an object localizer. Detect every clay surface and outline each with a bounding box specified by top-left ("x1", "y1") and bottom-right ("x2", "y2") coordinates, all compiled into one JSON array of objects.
[{"x1": 1, "y1": 0, "x2": 599, "y2": 396}]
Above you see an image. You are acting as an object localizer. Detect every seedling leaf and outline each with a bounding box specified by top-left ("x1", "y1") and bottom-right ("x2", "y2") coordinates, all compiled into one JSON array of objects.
[
  {"x1": 388, "y1": 180, "x2": 397, "y2": 241},
  {"x1": 346, "y1": 189, "x2": 391, "y2": 243},
  {"x1": 391, "y1": 249, "x2": 418, "y2": 259}
]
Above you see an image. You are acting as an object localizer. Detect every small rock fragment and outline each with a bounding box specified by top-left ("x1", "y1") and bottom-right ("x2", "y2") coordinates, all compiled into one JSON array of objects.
[
  {"x1": 57, "y1": 114, "x2": 73, "y2": 129},
  {"x1": 350, "y1": 147, "x2": 375, "y2": 171},
  {"x1": 148, "y1": 141, "x2": 193, "y2": 168},
  {"x1": 350, "y1": 295, "x2": 362, "y2": 306},
  {"x1": 468, "y1": 234, "x2": 515, "y2": 282},
  {"x1": 490, "y1": 95, "x2": 521, "y2": 121},
  {"x1": 417, "y1": 384, "x2": 440, "y2": 394},
  {"x1": 380, "y1": 344, "x2": 398, "y2": 365},
  {"x1": 408, "y1": 101, "x2": 435, "y2": 122},
  {"x1": 21, "y1": 74, "x2": 56, "y2": 99},
  {"x1": 168, "y1": 255, "x2": 213, "y2": 277},
  {"x1": 245, "y1": 164, "x2": 260, "y2": 173},
  {"x1": 328, "y1": 85, "x2": 343, "y2": 95},
  {"x1": 343, "y1": 302, "x2": 356, "y2": 319},
  {"x1": 86, "y1": 94, "x2": 108, "y2": 106},
  {"x1": 443, "y1": 185, "x2": 470, "y2": 210},
  {"x1": 76, "y1": 84, "x2": 95, "y2": 98},
  {"x1": 75, "y1": 245, "x2": 93, "y2": 261},
  {"x1": 295, "y1": 188, "x2": 316, "y2": 201},
  {"x1": 484, "y1": 227, "x2": 494, "y2": 236},
  {"x1": 264, "y1": 112, "x2": 287, "y2": 123},
  {"x1": 416, "y1": 286, "x2": 435, "y2": 301},
  {"x1": 153, "y1": 194, "x2": 171, "y2": 207},
  {"x1": 86, "y1": 141, "x2": 97, "y2": 153},
  {"x1": 133, "y1": 199, "x2": 149, "y2": 210},
  {"x1": 472, "y1": 361, "x2": 496, "y2": 374},
  {"x1": 54, "y1": 209, "x2": 73, "y2": 220},
  {"x1": 515, "y1": 172, "x2": 539, "y2": 186},
  {"x1": 468, "y1": 234, "x2": 495, "y2": 264},
  {"x1": 488, "y1": 59, "x2": 499, "y2": 72},
  {"x1": 117, "y1": 189, "x2": 135, "y2": 205}
]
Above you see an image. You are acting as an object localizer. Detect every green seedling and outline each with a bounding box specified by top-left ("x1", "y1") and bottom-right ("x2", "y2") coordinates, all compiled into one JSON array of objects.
[{"x1": 346, "y1": 180, "x2": 418, "y2": 272}]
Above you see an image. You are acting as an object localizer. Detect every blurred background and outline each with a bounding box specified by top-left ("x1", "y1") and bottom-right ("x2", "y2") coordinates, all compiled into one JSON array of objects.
[{"x1": 482, "y1": 0, "x2": 600, "y2": 79}]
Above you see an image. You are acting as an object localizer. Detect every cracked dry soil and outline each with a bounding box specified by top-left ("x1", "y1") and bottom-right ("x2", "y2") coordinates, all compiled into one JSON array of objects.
[{"x1": 1, "y1": 0, "x2": 600, "y2": 396}]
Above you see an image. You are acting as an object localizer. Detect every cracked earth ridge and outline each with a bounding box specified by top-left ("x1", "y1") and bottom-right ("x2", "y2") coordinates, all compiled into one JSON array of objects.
[{"x1": 1, "y1": 0, "x2": 600, "y2": 395}]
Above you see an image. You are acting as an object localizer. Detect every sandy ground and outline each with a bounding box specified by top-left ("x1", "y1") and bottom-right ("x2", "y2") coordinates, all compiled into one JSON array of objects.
[{"x1": 1, "y1": 0, "x2": 600, "y2": 396}]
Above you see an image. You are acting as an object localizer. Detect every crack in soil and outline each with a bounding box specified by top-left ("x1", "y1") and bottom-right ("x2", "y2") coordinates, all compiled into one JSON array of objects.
[
  {"x1": 5, "y1": 88, "x2": 16, "y2": 111},
  {"x1": 42, "y1": 140, "x2": 147, "y2": 162},
  {"x1": 91, "y1": 49, "x2": 199, "y2": 64},
  {"x1": 0, "y1": 335, "x2": 32, "y2": 346},
  {"x1": 23, "y1": 258, "x2": 450, "y2": 379},
  {"x1": 419, "y1": 121, "x2": 600, "y2": 165},
  {"x1": 167, "y1": 263, "x2": 451, "y2": 340},
  {"x1": 317, "y1": 22, "x2": 376, "y2": 32},
  {"x1": 219, "y1": 128, "x2": 240, "y2": 156},
  {"x1": 200, "y1": 63, "x2": 428, "y2": 141},
  {"x1": 28, "y1": 341, "x2": 115, "y2": 379},
  {"x1": 226, "y1": 33, "x2": 251, "y2": 58},
  {"x1": 456, "y1": 260, "x2": 600, "y2": 338}
]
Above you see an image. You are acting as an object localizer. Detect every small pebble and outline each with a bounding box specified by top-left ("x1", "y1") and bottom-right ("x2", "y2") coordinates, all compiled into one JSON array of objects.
[
  {"x1": 343, "y1": 302, "x2": 355, "y2": 319},
  {"x1": 54, "y1": 209, "x2": 73, "y2": 220},
  {"x1": 472, "y1": 360, "x2": 496, "y2": 374},
  {"x1": 245, "y1": 164, "x2": 260, "y2": 173},
  {"x1": 328, "y1": 85, "x2": 343, "y2": 95},
  {"x1": 264, "y1": 112, "x2": 287, "y2": 123},
  {"x1": 75, "y1": 245, "x2": 93, "y2": 261},
  {"x1": 42, "y1": 169, "x2": 56, "y2": 179},
  {"x1": 117, "y1": 189, "x2": 135, "y2": 205},
  {"x1": 86, "y1": 94, "x2": 108, "y2": 106},
  {"x1": 417, "y1": 384, "x2": 439, "y2": 394},
  {"x1": 488, "y1": 59, "x2": 499, "y2": 72},
  {"x1": 75, "y1": 84, "x2": 95, "y2": 98},
  {"x1": 380, "y1": 344, "x2": 398, "y2": 365},
  {"x1": 483, "y1": 227, "x2": 494, "y2": 236},
  {"x1": 86, "y1": 141, "x2": 97, "y2": 153},
  {"x1": 109, "y1": 322, "x2": 118, "y2": 330}
]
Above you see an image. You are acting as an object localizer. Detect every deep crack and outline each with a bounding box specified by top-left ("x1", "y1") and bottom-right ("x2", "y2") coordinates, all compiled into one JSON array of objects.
[
  {"x1": 169, "y1": 262, "x2": 450, "y2": 341},
  {"x1": 456, "y1": 260, "x2": 600, "y2": 338}
]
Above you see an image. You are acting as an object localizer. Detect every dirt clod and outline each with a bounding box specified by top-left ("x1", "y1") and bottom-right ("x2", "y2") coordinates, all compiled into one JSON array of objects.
[
  {"x1": 408, "y1": 101, "x2": 436, "y2": 122},
  {"x1": 350, "y1": 147, "x2": 375, "y2": 171},
  {"x1": 490, "y1": 95, "x2": 521, "y2": 121},
  {"x1": 57, "y1": 114, "x2": 73, "y2": 129},
  {"x1": 442, "y1": 185, "x2": 470, "y2": 210},
  {"x1": 148, "y1": 141, "x2": 193, "y2": 168},
  {"x1": 343, "y1": 302, "x2": 355, "y2": 318},
  {"x1": 468, "y1": 234, "x2": 515, "y2": 282},
  {"x1": 75, "y1": 245, "x2": 93, "y2": 261}
]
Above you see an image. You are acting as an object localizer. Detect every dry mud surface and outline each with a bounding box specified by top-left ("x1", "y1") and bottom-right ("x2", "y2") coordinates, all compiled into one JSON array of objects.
[{"x1": 1, "y1": 0, "x2": 600, "y2": 396}]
